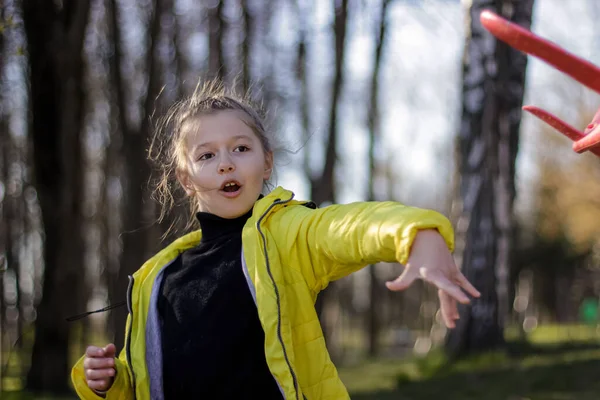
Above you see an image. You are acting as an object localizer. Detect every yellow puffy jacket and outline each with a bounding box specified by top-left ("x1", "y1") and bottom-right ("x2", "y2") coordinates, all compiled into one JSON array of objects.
[{"x1": 71, "y1": 187, "x2": 454, "y2": 399}]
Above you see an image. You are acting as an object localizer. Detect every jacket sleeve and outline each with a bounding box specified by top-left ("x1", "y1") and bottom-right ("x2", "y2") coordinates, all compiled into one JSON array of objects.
[
  {"x1": 274, "y1": 201, "x2": 455, "y2": 293},
  {"x1": 71, "y1": 329, "x2": 134, "y2": 399}
]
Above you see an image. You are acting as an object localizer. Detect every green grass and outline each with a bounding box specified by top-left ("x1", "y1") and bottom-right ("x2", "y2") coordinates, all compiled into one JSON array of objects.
[
  {"x1": 0, "y1": 322, "x2": 107, "y2": 398},
  {"x1": 339, "y1": 324, "x2": 600, "y2": 399},
  {"x1": 0, "y1": 394, "x2": 74, "y2": 400},
  {"x1": 3, "y1": 324, "x2": 600, "y2": 399}
]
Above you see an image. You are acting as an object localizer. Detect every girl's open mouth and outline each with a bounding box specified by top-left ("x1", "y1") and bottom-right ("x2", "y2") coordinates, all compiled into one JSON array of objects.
[{"x1": 220, "y1": 181, "x2": 242, "y2": 197}]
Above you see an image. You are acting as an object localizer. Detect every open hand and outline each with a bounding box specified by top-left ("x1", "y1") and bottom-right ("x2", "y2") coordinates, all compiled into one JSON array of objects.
[{"x1": 386, "y1": 229, "x2": 480, "y2": 328}]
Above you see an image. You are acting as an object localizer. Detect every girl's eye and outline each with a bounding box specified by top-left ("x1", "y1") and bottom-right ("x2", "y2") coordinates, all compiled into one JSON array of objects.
[
  {"x1": 235, "y1": 145, "x2": 250, "y2": 152},
  {"x1": 198, "y1": 153, "x2": 214, "y2": 161}
]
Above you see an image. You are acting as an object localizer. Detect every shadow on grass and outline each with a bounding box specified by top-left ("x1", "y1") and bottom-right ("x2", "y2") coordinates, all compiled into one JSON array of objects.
[
  {"x1": 4, "y1": 342, "x2": 600, "y2": 399},
  {"x1": 0, "y1": 393, "x2": 76, "y2": 400},
  {"x1": 504, "y1": 340, "x2": 600, "y2": 358},
  {"x1": 351, "y1": 343, "x2": 600, "y2": 400}
]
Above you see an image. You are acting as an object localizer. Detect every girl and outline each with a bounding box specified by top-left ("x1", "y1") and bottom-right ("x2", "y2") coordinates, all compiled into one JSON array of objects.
[{"x1": 71, "y1": 81, "x2": 479, "y2": 399}]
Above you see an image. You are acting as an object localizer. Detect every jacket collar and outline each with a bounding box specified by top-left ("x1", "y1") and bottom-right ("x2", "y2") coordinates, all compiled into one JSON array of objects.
[{"x1": 134, "y1": 187, "x2": 295, "y2": 281}]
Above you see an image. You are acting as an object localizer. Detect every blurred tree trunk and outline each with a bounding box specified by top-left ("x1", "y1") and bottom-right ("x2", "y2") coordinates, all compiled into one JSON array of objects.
[
  {"x1": 22, "y1": 0, "x2": 91, "y2": 392},
  {"x1": 295, "y1": 0, "x2": 314, "y2": 181},
  {"x1": 296, "y1": 0, "x2": 311, "y2": 181},
  {"x1": 0, "y1": 21, "x2": 7, "y2": 387},
  {"x1": 0, "y1": 4, "x2": 26, "y2": 357},
  {"x1": 311, "y1": 0, "x2": 347, "y2": 207},
  {"x1": 151, "y1": 0, "x2": 188, "y2": 242},
  {"x1": 0, "y1": 11, "x2": 11, "y2": 383},
  {"x1": 13, "y1": 149, "x2": 24, "y2": 350},
  {"x1": 446, "y1": 0, "x2": 534, "y2": 356},
  {"x1": 100, "y1": 111, "x2": 118, "y2": 339},
  {"x1": 110, "y1": 0, "x2": 163, "y2": 351},
  {"x1": 0, "y1": 162, "x2": 4, "y2": 394},
  {"x1": 496, "y1": 0, "x2": 535, "y2": 326},
  {"x1": 105, "y1": 0, "x2": 126, "y2": 345},
  {"x1": 310, "y1": 0, "x2": 348, "y2": 360},
  {"x1": 366, "y1": 0, "x2": 390, "y2": 358},
  {"x1": 207, "y1": 1, "x2": 226, "y2": 81},
  {"x1": 169, "y1": 0, "x2": 185, "y2": 100},
  {"x1": 240, "y1": 0, "x2": 252, "y2": 92}
]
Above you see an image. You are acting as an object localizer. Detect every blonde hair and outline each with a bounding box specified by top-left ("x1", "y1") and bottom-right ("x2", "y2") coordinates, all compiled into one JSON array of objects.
[{"x1": 148, "y1": 79, "x2": 281, "y2": 235}]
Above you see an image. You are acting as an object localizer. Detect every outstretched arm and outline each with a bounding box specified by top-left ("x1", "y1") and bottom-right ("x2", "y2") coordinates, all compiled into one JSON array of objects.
[{"x1": 273, "y1": 201, "x2": 479, "y2": 326}]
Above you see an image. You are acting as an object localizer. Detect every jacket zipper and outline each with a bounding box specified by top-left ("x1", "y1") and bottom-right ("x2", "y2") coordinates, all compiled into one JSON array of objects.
[
  {"x1": 257, "y1": 195, "x2": 301, "y2": 400},
  {"x1": 126, "y1": 275, "x2": 137, "y2": 400}
]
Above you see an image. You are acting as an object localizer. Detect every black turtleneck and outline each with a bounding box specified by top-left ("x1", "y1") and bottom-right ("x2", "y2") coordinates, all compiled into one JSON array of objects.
[{"x1": 157, "y1": 209, "x2": 282, "y2": 399}]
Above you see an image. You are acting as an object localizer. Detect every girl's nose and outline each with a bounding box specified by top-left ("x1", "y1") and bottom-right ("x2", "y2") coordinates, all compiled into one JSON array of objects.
[
  {"x1": 218, "y1": 155, "x2": 236, "y2": 173},
  {"x1": 219, "y1": 165, "x2": 235, "y2": 173}
]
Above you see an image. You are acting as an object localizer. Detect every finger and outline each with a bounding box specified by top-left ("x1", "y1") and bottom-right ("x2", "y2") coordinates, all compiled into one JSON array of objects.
[
  {"x1": 103, "y1": 343, "x2": 117, "y2": 358},
  {"x1": 386, "y1": 268, "x2": 417, "y2": 291},
  {"x1": 455, "y1": 273, "x2": 481, "y2": 298},
  {"x1": 434, "y1": 276, "x2": 470, "y2": 304},
  {"x1": 86, "y1": 368, "x2": 115, "y2": 381},
  {"x1": 440, "y1": 288, "x2": 459, "y2": 320},
  {"x1": 86, "y1": 346, "x2": 104, "y2": 358},
  {"x1": 87, "y1": 378, "x2": 112, "y2": 391},
  {"x1": 437, "y1": 290, "x2": 454, "y2": 328},
  {"x1": 438, "y1": 289, "x2": 459, "y2": 325},
  {"x1": 451, "y1": 299, "x2": 459, "y2": 319},
  {"x1": 439, "y1": 290, "x2": 460, "y2": 327},
  {"x1": 84, "y1": 357, "x2": 115, "y2": 370}
]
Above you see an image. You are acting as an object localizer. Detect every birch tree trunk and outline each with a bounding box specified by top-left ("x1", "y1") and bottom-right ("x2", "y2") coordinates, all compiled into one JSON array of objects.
[{"x1": 446, "y1": 0, "x2": 534, "y2": 355}]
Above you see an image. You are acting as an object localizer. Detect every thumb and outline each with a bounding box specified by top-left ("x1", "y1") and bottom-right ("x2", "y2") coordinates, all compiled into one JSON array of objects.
[
  {"x1": 103, "y1": 343, "x2": 117, "y2": 358},
  {"x1": 386, "y1": 269, "x2": 416, "y2": 292}
]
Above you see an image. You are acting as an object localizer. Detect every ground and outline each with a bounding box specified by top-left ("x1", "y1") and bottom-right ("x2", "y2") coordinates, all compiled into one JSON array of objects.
[
  {"x1": 2, "y1": 324, "x2": 599, "y2": 399},
  {"x1": 340, "y1": 324, "x2": 600, "y2": 400}
]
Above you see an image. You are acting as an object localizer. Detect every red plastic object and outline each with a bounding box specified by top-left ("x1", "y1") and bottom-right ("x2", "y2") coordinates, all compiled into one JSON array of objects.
[{"x1": 479, "y1": 10, "x2": 600, "y2": 157}]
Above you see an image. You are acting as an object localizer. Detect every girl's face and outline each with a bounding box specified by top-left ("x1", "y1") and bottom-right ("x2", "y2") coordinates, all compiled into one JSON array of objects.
[{"x1": 178, "y1": 110, "x2": 273, "y2": 219}]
